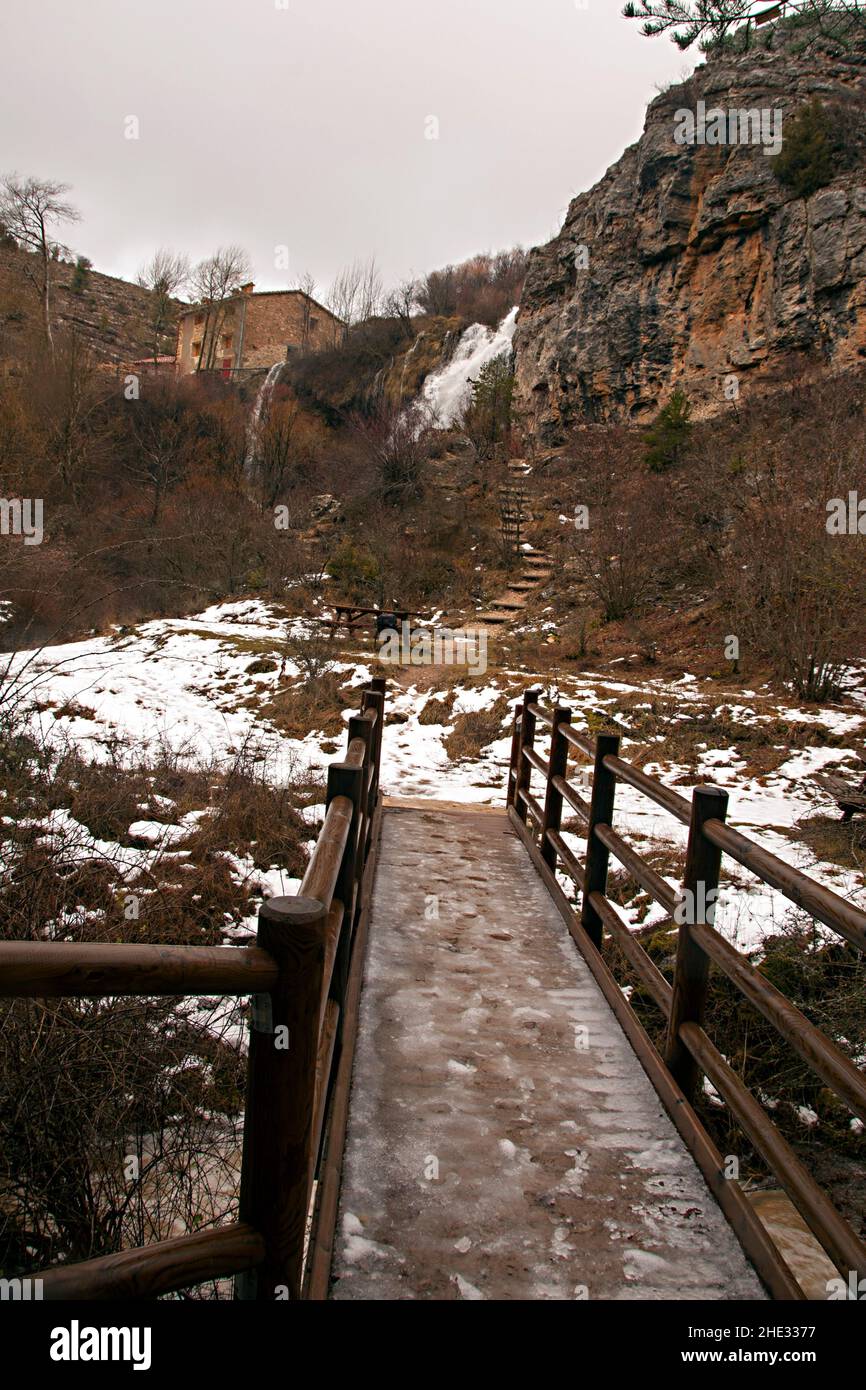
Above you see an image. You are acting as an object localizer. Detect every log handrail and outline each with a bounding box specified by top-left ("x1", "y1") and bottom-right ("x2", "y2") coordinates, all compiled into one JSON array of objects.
[
  {"x1": 521, "y1": 744, "x2": 549, "y2": 779},
  {"x1": 552, "y1": 772, "x2": 590, "y2": 823},
  {"x1": 0, "y1": 942, "x2": 279, "y2": 997},
  {"x1": 300, "y1": 791, "x2": 353, "y2": 904},
  {"x1": 688, "y1": 916, "x2": 866, "y2": 1124},
  {"x1": 679, "y1": 1022, "x2": 866, "y2": 1282},
  {"x1": 506, "y1": 690, "x2": 866, "y2": 1292},
  {"x1": 38, "y1": 1223, "x2": 266, "y2": 1302},
  {"x1": 0, "y1": 677, "x2": 388, "y2": 1302},
  {"x1": 702, "y1": 815, "x2": 866, "y2": 953}
]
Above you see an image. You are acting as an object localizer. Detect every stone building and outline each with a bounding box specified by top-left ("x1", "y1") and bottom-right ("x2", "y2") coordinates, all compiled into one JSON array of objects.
[{"x1": 175, "y1": 284, "x2": 341, "y2": 376}]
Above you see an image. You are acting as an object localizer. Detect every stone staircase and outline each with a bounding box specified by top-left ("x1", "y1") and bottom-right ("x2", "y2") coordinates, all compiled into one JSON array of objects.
[{"x1": 459, "y1": 458, "x2": 551, "y2": 633}]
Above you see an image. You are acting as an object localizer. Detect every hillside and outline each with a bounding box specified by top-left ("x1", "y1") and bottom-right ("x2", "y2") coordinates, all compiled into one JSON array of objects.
[
  {"x1": 0, "y1": 242, "x2": 182, "y2": 366},
  {"x1": 514, "y1": 23, "x2": 866, "y2": 438}
]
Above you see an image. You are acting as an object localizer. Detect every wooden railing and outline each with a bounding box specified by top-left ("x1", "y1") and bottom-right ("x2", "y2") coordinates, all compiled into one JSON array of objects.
[
  {"x1": 0, "y1": 677, "x2": 387, "y2": 1301},
  {"x1": 506, "y1": 688, "x2": 866, "y2": 1301}
]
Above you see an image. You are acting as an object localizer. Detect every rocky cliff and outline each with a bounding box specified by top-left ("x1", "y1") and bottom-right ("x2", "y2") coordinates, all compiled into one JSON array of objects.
[{"x1": 514, "y1": 23, "x2": 866, "y2": 440}]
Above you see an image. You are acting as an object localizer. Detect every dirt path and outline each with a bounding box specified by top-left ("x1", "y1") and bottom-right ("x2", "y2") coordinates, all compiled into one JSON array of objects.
[{"x1": 330, "y1": 804, "x2": 766, "y2": 1300}]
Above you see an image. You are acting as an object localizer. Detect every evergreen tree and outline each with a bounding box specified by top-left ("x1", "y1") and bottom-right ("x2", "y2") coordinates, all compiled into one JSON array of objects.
[
  {"x1": 772, "y1": 98, "x2": 839, "y2": 198},
  {"x1": 70, "y1": 255, "x2": 92, "y2": 295},
  {"x1": 462, "y1": 356, "x2": 514, "y2": 458},
  {"x1": 623, "y1": 1, "x2": 865, "y2": 51},
  {"x1": 645, "y1": 388, "x2": 692, "y2": 472}
]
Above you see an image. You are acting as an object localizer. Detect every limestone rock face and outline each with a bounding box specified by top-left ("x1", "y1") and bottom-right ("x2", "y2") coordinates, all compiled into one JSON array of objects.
[{"x1": 513, "y1": 30, "x2": 866, "y2": 441}]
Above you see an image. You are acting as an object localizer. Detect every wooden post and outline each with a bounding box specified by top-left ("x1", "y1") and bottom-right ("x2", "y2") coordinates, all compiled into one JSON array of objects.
[
  {"x1": 237, "y1": 894, "x2": 327, "y2": 1301},
  {"x1": 361, "y1": 712, "x2": 378, "y2": 886},
  {"x1": 329, "y1": 746, "x2": 365, "y2": 1014},
  {"x1": 665, "y1": 785, "x2": 728, "y2": 1103},
  {"x1": 361, "y1": 682, "x2": 385, "y2": 817},
  {"x1": 347, "y1": 711, "x2": 373, "y2": 898},
  {"x1": 506, "y1": 701, "x2": 522, "y2": 807},
  {"x1": 359, "y1": 693, "x2": 383, "y2": 863},
  {"x1": 541, "y1": 706, "x2": 571, "y2": 869},
  {"x1": 580, "y1": 733, "x2": 620, "y2": 949},
  {"x1": 514, "y1": 687, "x2": 541, "y2": 825}
]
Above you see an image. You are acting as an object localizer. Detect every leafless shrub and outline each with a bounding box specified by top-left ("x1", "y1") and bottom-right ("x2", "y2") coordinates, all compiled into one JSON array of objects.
[
  {"x1": 571, "y1": 466, "x2": 669, "y2": 622},
  {"x1": 701, "y1": 376, "x2": 866, "y2": 700},
  {"x1": 0, "y1": 697, "x2": 314, "y2": 1286},
  {"x1": 348, "y1": 399, "x2": 432, "y2": 506}
]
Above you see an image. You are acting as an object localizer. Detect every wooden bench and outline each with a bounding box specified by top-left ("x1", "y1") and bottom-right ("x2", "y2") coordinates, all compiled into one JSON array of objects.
[
  {"x1": 321, "y1": 605, "x2": 425, "y2": 638},
  {"x1": 812, "y1": 771, "x2": 866, "y2": 822}
]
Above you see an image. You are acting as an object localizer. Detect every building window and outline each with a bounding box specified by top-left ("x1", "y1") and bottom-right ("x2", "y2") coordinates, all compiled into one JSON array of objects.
[
  {"x1": 222, "y1": 334, "x2": 233, "y2": 350},
  {"x1": 194, "y1": 313, "x2": 204, "y2": 326},
  {"x1": 192, "y1": 340, "x2": 202, "y2": 356},
  {"x1": 309, "y1": 316, "x2": 318, "y2": 329}
]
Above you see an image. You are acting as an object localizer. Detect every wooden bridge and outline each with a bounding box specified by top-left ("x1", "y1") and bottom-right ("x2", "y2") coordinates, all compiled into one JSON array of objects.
[{"x1": 2, "y1": 680, "x2": 865, "y2": 1300}]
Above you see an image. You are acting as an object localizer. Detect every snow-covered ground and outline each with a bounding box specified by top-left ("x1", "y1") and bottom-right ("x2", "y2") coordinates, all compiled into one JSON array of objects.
[{"x1": 6, "y1": 598, "x2": 866, "y2": 952}]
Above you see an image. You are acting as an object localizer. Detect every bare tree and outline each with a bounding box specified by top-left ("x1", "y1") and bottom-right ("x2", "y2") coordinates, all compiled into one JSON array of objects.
[
  {"x1": 255, "y1": 397, "x2": 321, "y2": 510},
  {"x1": 189, "y1": 245, "x2": 251, "y2": 370},
  {"x1": 326, "y1": 256, "x2": 383, "y2": 333},
  {"x1": 0, "y1": 174, "x2": 80, "y2": 359},
  {"x1": 44, "y1": 334, "x2": 113, "y2": 499},
  {"x1": 125, "y1": 389, "x2": 202, "y2": 524},
  {"x1": 415, "y1": 251, "x2": 526, "y2": 325},
  {"x1": 566, "y1": 440, "x2": 669, "y2": 622},
  {"x1": 383, "y1": 277, "x2": 420, "y2": 339},
  {"x1": 416, "y1": 264, "x2": 458, "y2": 317},
  {"x1": 137, "y1": 248, "x2": 190, "y2": 365},
  {"x1": 293, "y1": 270, "x2": 318, "y2": 349}
]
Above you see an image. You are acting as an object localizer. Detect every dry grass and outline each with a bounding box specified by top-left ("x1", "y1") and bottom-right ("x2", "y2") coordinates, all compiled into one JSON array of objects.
[
  {"x1": 444, "y1": 696, "x2": 510, "y2": 761},
  {"x1": 264, "y1": 671, "x2": 351, "y2": 739},
  {"x1": 0, "y1": 704, "x2": 322, "y2": 1283},
  {"x1": 787, "y1": 811, "x2": 866, "y2": 874},
  {"x1": 418, "y1": 691, "x2": 457, "y2": 725},
  {"x1": 0, "y1": 728, "x2": 316, "y2": 948}
]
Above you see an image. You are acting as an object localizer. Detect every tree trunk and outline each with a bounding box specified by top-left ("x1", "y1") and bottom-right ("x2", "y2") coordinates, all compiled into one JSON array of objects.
[{"x1": 42, "y1": 246, "x2": 55, "y2": 360}]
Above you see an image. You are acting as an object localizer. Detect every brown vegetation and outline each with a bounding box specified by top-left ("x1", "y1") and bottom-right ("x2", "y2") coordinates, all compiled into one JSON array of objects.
[
  {"x1": 536, "y1": 374, "x2": 866, "y2": 698},
  {"x1": 0, "y1": 704, "x2": 317, "y2": 1281}
]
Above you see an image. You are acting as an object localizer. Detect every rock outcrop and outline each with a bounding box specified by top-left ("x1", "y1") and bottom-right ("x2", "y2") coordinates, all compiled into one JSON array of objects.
[{"x1": 514, "y1": 24, "x2": 866, "y2": 440}]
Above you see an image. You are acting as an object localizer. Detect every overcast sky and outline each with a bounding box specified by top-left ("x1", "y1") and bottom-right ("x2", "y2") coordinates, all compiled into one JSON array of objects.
[{"x1": 2, "y1": 0, "x2": 696, "y2": 299}]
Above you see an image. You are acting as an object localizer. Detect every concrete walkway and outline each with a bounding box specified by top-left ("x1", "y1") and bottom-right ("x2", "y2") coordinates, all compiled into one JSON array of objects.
[{"x1": 330, "y1": 804, "x2": 766, "y2": 1301}]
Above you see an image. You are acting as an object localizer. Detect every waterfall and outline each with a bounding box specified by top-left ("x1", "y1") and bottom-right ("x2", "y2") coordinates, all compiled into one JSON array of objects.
[
  {"x1": 244, "y1": 360, "x2": 286, "y2": 476},
  {"x1": 418, "y1": 306, "x2": 519, "y2": 429}
]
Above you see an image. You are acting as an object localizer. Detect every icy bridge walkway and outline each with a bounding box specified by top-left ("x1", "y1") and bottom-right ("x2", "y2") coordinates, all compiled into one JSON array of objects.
[{"x1": 330, "y1": 803, "x2": 765, "y2": 1301}]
